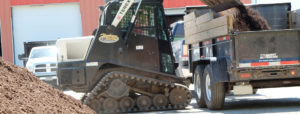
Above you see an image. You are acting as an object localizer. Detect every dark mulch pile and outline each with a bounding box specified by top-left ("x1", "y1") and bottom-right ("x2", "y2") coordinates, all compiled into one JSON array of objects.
[
  {"x1": 0, "y1": 58, "x2": 95, "y2": 114},
  {"x1": 219, "y1": 5, "x2": 271, "y2": 31}
]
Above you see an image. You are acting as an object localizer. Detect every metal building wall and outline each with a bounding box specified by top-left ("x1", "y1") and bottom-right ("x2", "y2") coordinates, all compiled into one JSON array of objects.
[
  {"x1": 79, "y1": 0, "x2": 105, "y2": 36},
  {"x1": 0, "y1": 0, "x2": 105, "y2": 63},
  {"x1": 0, "y1": 0, "x2": 14, "y2": 63}
]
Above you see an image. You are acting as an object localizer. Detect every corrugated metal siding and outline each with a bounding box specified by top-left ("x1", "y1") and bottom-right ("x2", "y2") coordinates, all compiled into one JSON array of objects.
[
  {"x1": 163, "y1": 0, "x2": 252, "y2": 8},
  {"x1": 79, "y1": 0, "x2": 105, "y2": 36},
  {"x1": 11, "y1": 0, "x2": 79, "y2": 6},
  {"x1": 0, "y1": 0, "x2": 14, "y2": 63}
]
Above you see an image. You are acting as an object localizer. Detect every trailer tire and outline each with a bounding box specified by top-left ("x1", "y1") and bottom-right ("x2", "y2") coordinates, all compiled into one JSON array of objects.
[
  {"x1": 193, "y1": 65, "x2": 206, "y2": 108},
  {"x1": 203, "y1": 65, "x2": 225, "y2": 110}
]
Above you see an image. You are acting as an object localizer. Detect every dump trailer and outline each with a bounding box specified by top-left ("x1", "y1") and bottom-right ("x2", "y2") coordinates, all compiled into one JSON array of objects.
[
  {"x1": 188, "y1": 0, "x2": 300, "y2": 110},
  {"x1": 190, "y1": 28, "x2": 300, "y2": 110},
  {"x1": 57, "y1": 0, "x2": 191, "y2": 113}
]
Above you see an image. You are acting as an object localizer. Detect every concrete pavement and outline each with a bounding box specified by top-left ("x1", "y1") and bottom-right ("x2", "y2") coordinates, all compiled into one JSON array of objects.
[{"x1": 63, "y1": 85, "x2": 300, "y2": 114}]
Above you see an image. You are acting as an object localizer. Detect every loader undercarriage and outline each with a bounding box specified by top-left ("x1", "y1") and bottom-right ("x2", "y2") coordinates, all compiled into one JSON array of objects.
[{"x1": 82, "y1": 68, "x2": 192, "y2": 113}]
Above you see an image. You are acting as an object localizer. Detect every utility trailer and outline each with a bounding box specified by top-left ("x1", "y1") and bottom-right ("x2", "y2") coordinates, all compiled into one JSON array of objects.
[{"x1": 187, "y1": 12, "x2": 300, "y2": 110}]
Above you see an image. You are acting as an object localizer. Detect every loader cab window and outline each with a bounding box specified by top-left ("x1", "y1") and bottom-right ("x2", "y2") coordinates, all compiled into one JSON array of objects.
[
  {"x1": 161, "y1": 53, "x2": 174, "y2": 74},
  {"x1": 107, "y1": 3, "x2": 159, "y2": 38},
  {"x1": 157, "y1": 8, "x2": 168, "y2": 41},
  {"x1": 133, "y1": 6, "x2": 156, "y2": 37}
]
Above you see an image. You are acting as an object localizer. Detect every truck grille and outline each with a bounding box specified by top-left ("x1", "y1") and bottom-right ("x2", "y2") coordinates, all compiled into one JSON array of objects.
[
  {"x1": 36, "y1": 64, "x2": 46, "y2": 68},
  {"x1": 50, "y1": 64, "x2": 56, "y2": 67},
  {"x1": 34, "y1": 63, "x2": 57, "y2": 73},
  {"x1": 35, "y1": 69, "x2": 46, "y2": 72},
  {"x1": 51, "y1": 68, "x2": 57, "y2": 72}
]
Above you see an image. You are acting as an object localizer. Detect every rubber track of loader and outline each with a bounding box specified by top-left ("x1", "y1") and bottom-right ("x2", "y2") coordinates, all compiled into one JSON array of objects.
[{"x1": 83, "y1": 71, "x2": 192, "y2": 113}]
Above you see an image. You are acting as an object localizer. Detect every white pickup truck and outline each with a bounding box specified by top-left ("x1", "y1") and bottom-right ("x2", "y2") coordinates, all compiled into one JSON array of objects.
[
  {"x1": 171, "y1": 21, "x2": 191, "y2": 77},
  {"x1": 26, "y1": 46, "x2": 58, "y2": 87}
]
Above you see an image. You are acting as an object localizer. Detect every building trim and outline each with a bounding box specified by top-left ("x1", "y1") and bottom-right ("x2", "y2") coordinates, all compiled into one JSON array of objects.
[
  {"x1": 11, "y1": 0, "x2": 79, "y2": 6},
  {"x1": 164, "y1": 7, "x2": 186, "y2": 16}
]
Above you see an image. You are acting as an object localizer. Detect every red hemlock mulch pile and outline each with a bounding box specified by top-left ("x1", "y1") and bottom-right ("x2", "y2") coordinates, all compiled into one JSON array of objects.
[{"x1": 0, "y1": 58, "x2": 95, "y2": 114}]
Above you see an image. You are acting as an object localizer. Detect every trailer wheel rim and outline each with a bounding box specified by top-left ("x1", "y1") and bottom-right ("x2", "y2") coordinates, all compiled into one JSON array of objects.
[
  {"x1": 205, "y1": 73, "x2": 211, "y2": 101},
  {"x1": 194, "y1": 73, "x2": 201, "y2": 99}
]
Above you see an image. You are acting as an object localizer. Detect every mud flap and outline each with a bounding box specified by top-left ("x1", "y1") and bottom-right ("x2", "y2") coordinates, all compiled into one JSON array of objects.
[{"x1": 209, "y1": 58, "x2": 229, "y2": 84}]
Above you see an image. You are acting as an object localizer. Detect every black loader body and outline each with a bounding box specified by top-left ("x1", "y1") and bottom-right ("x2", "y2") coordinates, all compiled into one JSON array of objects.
[{"x1": 57, "y1": 0, "x2": 191, "y2": 113}]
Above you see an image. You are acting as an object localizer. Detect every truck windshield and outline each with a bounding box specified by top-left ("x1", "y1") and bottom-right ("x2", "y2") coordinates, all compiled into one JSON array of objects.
[
  {"x1": 171, "y1": 22, "x2": 185, "y2": 42},
  {"x1": 30, "y1": 47, "x2": 57, "y2": 59}
]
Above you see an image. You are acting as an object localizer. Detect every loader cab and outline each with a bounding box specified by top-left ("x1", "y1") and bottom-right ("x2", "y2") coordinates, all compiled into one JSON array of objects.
[{"x1": 89, "y1": 1, "x2": 175, "y2": 74}]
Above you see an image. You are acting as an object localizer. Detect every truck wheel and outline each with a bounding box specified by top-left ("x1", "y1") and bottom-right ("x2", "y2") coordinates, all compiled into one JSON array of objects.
[
  {"x1": 194, "y1": 65, "x2": 206, "y2": 108},
  {"x1": 203, "y1": 65, "x2": 225, "y2": 110}
]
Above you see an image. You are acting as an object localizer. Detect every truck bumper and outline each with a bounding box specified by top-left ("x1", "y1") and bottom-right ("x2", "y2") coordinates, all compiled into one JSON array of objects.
[
  {"x1": 38, "y1": 75, "x2": 58, "y2": 87},
  {"x1": 232, "y1": 65, "x2": 300, "y2": 82}
]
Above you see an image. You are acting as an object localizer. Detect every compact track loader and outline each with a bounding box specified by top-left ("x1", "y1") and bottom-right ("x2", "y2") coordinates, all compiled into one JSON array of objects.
[{"x1": 57, "y1": 0, "x2": 192, "y2": 113}]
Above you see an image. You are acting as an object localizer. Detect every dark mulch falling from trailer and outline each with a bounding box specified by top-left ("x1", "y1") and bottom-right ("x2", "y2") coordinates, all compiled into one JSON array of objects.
[{"x1": 219, "y1": 5, "x2": 271, "y2": 31}]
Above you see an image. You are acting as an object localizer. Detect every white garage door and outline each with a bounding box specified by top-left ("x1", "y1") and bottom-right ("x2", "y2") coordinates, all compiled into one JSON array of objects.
[{"x1": 12, "y1": 3, "x2": 82, "y2": 66}]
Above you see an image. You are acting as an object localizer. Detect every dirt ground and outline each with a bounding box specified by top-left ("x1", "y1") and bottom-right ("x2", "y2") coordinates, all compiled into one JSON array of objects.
[{"x1": 0, "y1": 58, "x2": 95, "y2": 114}]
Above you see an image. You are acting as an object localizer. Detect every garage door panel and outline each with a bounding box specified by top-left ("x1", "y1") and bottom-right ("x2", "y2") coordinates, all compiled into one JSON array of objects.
[{"x1": 12, "y1": 3, "x2": 82, "y2": 66}]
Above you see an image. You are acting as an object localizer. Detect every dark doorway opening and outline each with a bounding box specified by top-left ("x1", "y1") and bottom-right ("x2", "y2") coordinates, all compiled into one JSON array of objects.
[{"x1": 0, "y1": 22, "x2": 2, "y2": 57}]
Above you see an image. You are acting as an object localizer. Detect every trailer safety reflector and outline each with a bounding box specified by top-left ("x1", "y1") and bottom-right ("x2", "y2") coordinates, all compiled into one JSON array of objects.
[
  {"x1": 217, "y1": 36, "x2": 230, "y2": 42},
  {"x1": 239, "y1": 59, "x2": 300, "y2": 68},
  {"x1": 183, "y1": 45, "x2": 188, "y2": 57},
  {"x1": 203, "y1": 40, "x2": 212, "y2": 45},
  {"x1": 280, "y1": 61, "x2": 299, "y2": 65},
  {"x1": 251, "y1": 62, "x2": 269, "y2": 66},
  {"x1": 291, "y1": 70, "x2": 296, "y2": 76},
  {"x1": 240, "y1": 73, "x2": 251, "y2": 78}
]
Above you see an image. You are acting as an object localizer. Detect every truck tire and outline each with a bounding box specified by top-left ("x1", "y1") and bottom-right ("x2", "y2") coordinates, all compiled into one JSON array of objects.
[
  {"x1": 203, "y1": 65, "x2": 225, "y2": 110},
  {"x1": 194, "y1": 65, "x2": 206, "y2": 108}
]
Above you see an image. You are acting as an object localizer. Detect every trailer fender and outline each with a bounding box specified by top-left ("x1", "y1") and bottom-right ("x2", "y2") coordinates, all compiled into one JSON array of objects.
[{"x1": 209, "y1": 58, "x2": 229, "y2": 84}]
